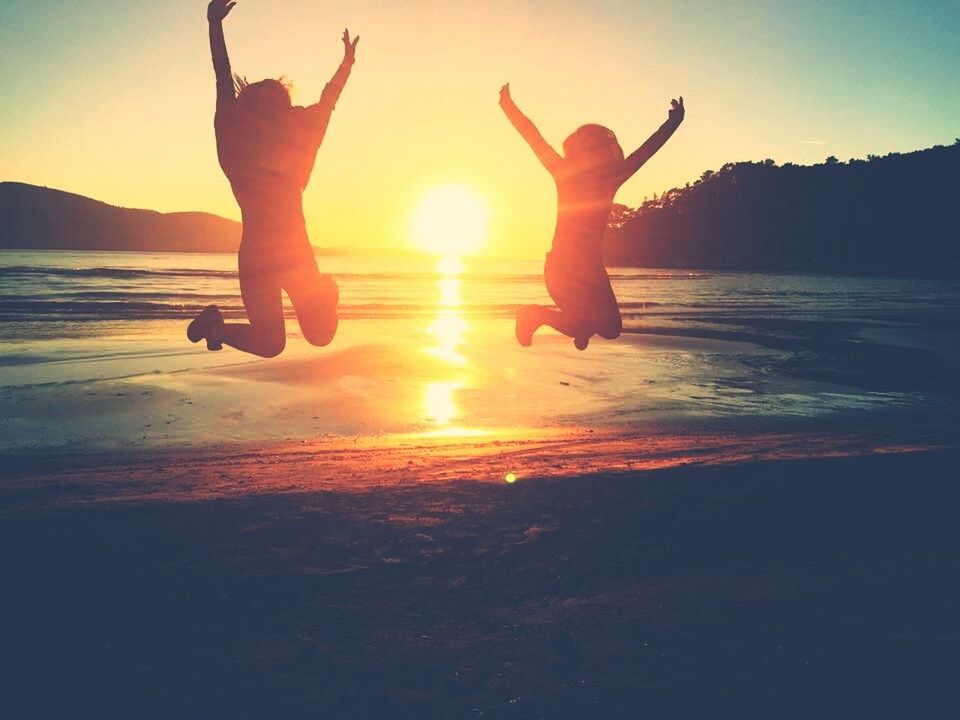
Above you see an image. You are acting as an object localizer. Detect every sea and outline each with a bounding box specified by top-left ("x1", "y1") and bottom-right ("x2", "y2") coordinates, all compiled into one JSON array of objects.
[
  {"x1": 1, "y1": 249, "x2": 959, "y2": 453},
  {"x1": 2, "y1": 249, "x2": 958, "y2": 327}
]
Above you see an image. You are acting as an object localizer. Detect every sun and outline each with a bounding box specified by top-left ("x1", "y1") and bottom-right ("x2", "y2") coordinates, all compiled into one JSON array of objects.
[{"x1": 411, "y1": 184, "x2": 489, "y2": 257}]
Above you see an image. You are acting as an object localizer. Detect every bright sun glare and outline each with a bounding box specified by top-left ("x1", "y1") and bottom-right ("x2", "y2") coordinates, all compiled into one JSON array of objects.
[{"x1": 411, "y1": 184, "x2": 489, "y2": 257}]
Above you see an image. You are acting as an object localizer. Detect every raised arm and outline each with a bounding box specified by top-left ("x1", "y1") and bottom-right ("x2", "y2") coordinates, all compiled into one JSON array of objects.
[
  {"x1": 499, "y1": 84, "x2": 563, "y2": 175},
  {"x1": 306, "y1": 29, "x2": 358, "y2": 134},
  {"x1": 621, "y1": 97, "x2": 685, "y2": 183},
  {"x1": 207, "y1": 0, "x2": 237, "y2": 111}
]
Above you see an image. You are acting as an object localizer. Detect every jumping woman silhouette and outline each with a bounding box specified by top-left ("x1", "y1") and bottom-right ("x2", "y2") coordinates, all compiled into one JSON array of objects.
[
  {"x1": 500, "y1": 84, "x2": 684, "y2": 350},
  {"x1": 188, "y1": 0, "x2": 358, "y2": 356}
]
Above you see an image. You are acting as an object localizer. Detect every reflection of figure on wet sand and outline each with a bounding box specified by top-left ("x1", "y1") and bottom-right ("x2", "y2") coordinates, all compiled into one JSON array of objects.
[
  {"x1": 500, "y1": 84, "x2": 685, "y2": 350},
  {"x1": 188, "y1": 0, "x2": 358, "y2": 357}
]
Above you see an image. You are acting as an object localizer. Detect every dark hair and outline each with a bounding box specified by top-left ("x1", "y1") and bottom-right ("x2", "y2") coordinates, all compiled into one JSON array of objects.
[
  {"x1": 233, "y1": 75, "x2": 292, "y2": 116},
  {"x1": 563, "y1": 124, "x2": 624, "y2": 167}
]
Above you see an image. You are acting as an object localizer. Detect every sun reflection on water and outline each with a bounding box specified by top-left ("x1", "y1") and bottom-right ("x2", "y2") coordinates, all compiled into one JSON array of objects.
[
  {"x1": 424, "y1": 380, "x2": 463, "y2": 425},
  {"x1": 427, "y1": 314, "x2": 467, "y2": 365},
  {"x1": 422, "y1": 255, "x2": 473, "y2": 434},
  {"x1": 437, "y1": 277, "x2": 461, "y2": 308}
]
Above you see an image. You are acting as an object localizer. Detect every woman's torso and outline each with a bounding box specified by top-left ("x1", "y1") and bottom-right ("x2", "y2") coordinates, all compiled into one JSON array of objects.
[
  {"x1": 551, "y1": 167, "x2": 621, "y2": 265},
  {"x1": 215, "y1": 105, "x2": 322, "y2": 259}
]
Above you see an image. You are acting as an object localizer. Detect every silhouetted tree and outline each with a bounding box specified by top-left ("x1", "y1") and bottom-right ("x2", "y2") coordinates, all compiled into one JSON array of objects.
[{"x1": 603, "y1": 143, "x2": 960, "y2": 277}]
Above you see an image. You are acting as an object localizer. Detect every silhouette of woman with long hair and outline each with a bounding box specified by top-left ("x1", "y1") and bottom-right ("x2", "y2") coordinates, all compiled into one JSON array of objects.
[
  {"x1": 188, "y1": 0, "x2": 358, "y2": 356},
  {"x1": 500, "y1": 84, "x2": 684, "y2": 350}
]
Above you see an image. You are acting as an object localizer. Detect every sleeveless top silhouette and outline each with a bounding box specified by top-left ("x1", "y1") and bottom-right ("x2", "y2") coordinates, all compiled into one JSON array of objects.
[
  {"x1": 551, "y1": 164, "x2": 621, "y2": 267},
  {"x1": 214, "y1": 85, "x2": 339, "y2": 266}
]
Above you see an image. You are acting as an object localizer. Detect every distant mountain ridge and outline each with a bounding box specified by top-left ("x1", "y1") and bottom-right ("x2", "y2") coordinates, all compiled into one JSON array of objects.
[{"x1": 0, "y1": 182, "x2": 241, "y2": 253}]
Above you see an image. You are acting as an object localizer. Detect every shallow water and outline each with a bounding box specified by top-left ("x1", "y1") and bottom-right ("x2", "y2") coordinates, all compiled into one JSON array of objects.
[
  {"x1": 1, "y1": 249, "x2": 958, "y2": 453},
  {"x1": 3, "y1": 249, "x2": 960, "y2": 325}
]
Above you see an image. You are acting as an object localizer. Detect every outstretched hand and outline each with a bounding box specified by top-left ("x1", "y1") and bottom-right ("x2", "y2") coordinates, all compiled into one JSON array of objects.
[
  {"x1": 207, "y1": 0, "x2": 236, "y2": 23},
  {"x1": 499, "y1": 83, "x2": 512, "y2": 107},
  {"x1": 669, "y1": 96, "x2": 685, "y2": 124},
  {"x1": 342, "y1": 29, "x2": 359, "y2": 63}
]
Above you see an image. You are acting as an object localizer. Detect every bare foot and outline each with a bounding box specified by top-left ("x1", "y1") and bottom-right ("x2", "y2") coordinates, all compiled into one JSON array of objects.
[{"x1": 515, "y1": 305, "x2": 541, "y2": 347}]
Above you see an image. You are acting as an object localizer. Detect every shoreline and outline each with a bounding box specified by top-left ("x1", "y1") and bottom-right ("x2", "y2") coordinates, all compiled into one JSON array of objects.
[{"x1": 4, "y1": 414, "x2": 956, "y2": 510}]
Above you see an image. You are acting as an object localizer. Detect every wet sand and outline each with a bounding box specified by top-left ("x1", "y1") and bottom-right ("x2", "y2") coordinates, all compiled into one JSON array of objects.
[{"x1": 3, "y1": 313, "x2": 955, "y2": 455}]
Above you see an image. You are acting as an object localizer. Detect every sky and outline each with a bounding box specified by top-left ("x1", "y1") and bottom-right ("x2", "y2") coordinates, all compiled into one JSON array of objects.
[{"x1": 1, "y1": 0, "x2": 958, "y2": 258}]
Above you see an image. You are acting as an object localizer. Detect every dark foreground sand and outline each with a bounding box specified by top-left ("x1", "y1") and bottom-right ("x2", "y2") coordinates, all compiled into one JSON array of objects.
[{"x1": 3, "y1": 442, "x2": 960, "y2": 718}]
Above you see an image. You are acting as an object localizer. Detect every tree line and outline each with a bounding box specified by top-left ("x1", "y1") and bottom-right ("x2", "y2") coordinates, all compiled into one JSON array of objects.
[{"x1": 603, "y1": 140, "x2": 960, "y2": 276}]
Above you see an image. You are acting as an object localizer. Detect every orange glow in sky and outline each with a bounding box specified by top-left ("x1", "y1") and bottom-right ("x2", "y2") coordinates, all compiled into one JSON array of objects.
[
  {"x1": 0, "y1": 2, "x2": 699, "y2": 260},
  {"x1": 3, "y1": 2, "x2": 958, "y2": 258}
]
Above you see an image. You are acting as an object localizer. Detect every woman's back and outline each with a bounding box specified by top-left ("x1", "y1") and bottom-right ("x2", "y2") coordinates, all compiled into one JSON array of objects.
[
  {"x1": 552, "y1": 165, "x2": 621, "y2": 263},
  {"x1": 215, "y1": 103, "x2": 333, "y2": 243},
  {"x1": 216, "y1": 106, "x2": 321, "y2": 194}
]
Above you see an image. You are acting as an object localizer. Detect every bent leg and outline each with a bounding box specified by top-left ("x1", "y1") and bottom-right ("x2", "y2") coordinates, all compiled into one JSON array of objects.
[
  {"x1": 535, "y1": 307, "x2": 591, "y2": 339},
  {"x1": 286, "y1": 264, "x2": 339, "y2": 348},
  {"x1": 222, "y1": 269, "x2": 286, "y2": 358},
  {"x1": 518, "y1": 305, "x2": 593, "y2": 350},
  {"x1": 584, "y1": 272, "x2": 622, "y2": 341},
  {"x1": 540, "y1": 257, "x2": 596, "y2": 349},
  {"x1": 592, "y1": 299, "x2": 622, "y2": 340}
]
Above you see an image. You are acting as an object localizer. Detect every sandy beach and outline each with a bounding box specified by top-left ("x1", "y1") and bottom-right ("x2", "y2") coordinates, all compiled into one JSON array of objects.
[{"x1": 4, "y1": 447, "x2": 960, "y2": 717}]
